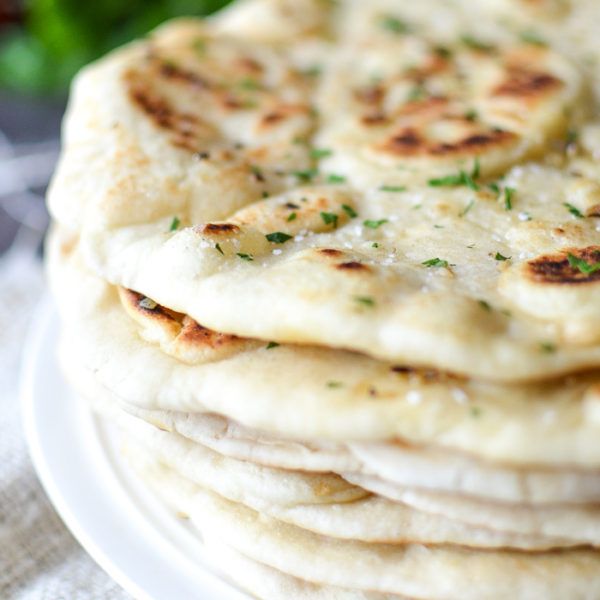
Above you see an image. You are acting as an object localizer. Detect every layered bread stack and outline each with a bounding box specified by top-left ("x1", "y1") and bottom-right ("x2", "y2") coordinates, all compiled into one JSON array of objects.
[{"x1": 46, "y1": 0, "x2": 600, "y2": 597}]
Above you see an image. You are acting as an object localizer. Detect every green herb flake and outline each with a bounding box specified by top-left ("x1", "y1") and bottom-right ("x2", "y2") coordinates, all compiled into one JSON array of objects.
[
  {"x1": 478, "y1": 299, "x2": 492, "y2": 312},
  {"x1": 407, "y1": 85, "x2": 427, "y2": 102},
  {"x1": 293, "y1": 168, "x2": 318, "y2": 182},
  {"x1": 460, "y1": 34, "x2": 495, "y2": 52},
  {"x1": 372, "y1": 242, "x2": 380, "y2": 248},
  {"x1": 363, "y1": 219, "x2": 388, "y2": 229},
  {"x1": 327, "y1": 173, "x2": 346, "y2": 184},
  {"x1": 192, "y1": 39, "x2": 206, "y2": 55},
  {"x1": 239, "y1": 77, "x2": 261, "y2": 90},
  {"x1": 494, "y1": 252, "x2": 511, "y2": 261},
  {"x1": 379, "y1": 185, "x2": 407, "y2": 192},
  {"x1": 471, "y1": 157, "x2": 481, "y2": 180},
  {"x1": 320, "y1": 211, "x2": 339, "y2": 228},
  {"x1": 459, "y1": 199, "x2": 475, "y2": 217},
  {"x1": 428, "y1": 167, "x2": 480, "y2": 191},
  {"x1": 540, "y1": 342, "x2": 556, "y2": 354},
  {"x1": 266, "y1": 231, "x2": 293, "y2": 244},
  {"x1": 504, "y1": 187, "x2": 516, "y2": 210},
  {"x1": 354, "y1": 295, "x2": 376, "y2": 307},
  {"x1": 520, "y1": 30, "x2": 547, "y2": 46},
  {"x1": 139, "y1": 297, "x2": 157, "y2": 310},
  {"x1": 422, "y1": 257, "x2": 450, "y2": 268},
  {"x1": 342, "y1": 204, "x2": 358, "y2": 218},
  {"x1": 266, "y1": 341, "x2": 280, "y2": 349},
  {"x1": 564, "y1": 202, "x2": 584, "y2": 219},
  {"x1": 465, "y1": 109, "x2": 478, "y2": 121},
  {"x1": 565, "y1": 129, "x2": 578, "y2": 147},
  {"x1": 310, "y1": 148, "x2": 332, "y2": 159},
  {"x1": 380, "y1": 15, "x2": 411, "y2": 34},
  {"x1": 567, "y1": 253, "x2": 600, "y2": 275},
  {"x1": 237, "y1": 252, "x2": 254, "y2": 261},
  {"x1": 287, "y1": 212, "x2": 297, "y2": 222},
  {"x1": 470, "y1": 406, "x2": 483, "y2": 418},
  {"x1": 169, "y1": 216, "x2": 180, "y2": 231},
  {"x1": 488, "y1": 182, "x2": 500, "y2": 195},
  {"x1": 215, "y1": 243, "x2": 224, "y2": 256},
  {"x1": 326, "y1": 380, "x2": 343, "y2": 388}
]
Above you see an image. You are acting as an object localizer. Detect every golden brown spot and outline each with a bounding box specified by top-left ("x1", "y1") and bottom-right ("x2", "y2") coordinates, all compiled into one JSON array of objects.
[
  {"x1": 262, "y1": 111, "x2": 285, "y2": 125},
  {"x1": 361, "y1": 112, "x2": 388, "y2": 126},
  {"x1": 527, "y1": 247, "x2": 600, "y2": 284},
  {"x1": 158, "y1": 61, "x2": 209, "y2": 90},
  {"x1": 201, "y1": 223, "x2": 241, "y2": 235},
  {"x1": 178, "y1": 315, "x2": 242, "y2": 348},
  {"x1": 493, "y1": 69, "x2": 562, "y2": 101},
  {"x1": 355, "y1": 85, "x2": 384, "y2": 106},
  {"x1": 236, "y1": 57, "x2": 264, "y2": 74},
  {"x1": 120, "y1": 288, "x2": 181, "y2": 325},
  {"x1": 336, "y1": 261, "x2": 371, "y2": 272},
  {"x1": 318, "y1": 248, "x2": 344, "y2": 257},
  {"x1": 587, "y1": 204, "x2": 600, "y2": 218},
  {"x1": 391, "y1": 365, "x2": 466, "y2": 383}
]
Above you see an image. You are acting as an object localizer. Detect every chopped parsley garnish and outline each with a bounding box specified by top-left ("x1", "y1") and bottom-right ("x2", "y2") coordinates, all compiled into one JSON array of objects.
[
  {"x1": 293, "y1": 168, "x2": 318, "y2": 182},
  {"x1": 139, "y1": 297, "x2": 157, "y2": 310},
  {"x1": 266, "y1": 232, "x2": 293, "y2": 244},
  {"x1": 342, "y1": 204, "x2": 358, "y2": 218},
  {"x1": 302, "y1": 65, "x2": 322, "y2": 78},
  {"x1": 488, "y1": 182, "x2": 500, "y2": 195},
  {"x1": 215, "y1": 243, "x2": 224, "y2": 255},
  {"x1": 465, "y1": 109, "x2": 478, "y2": 121},
  {"x1": 494, "y1": 252, "x2": 511, "y2": 261},
  {"x1": 239, "y1": 77, "x2": 261, "y2": 90},
  {"x1": 287, "y1": 212, "x2": 297, "y2": 222},
  {"x1": 326, "y1": 380, "x2": 343, "y2": 388},
  {"x1": 327, "y1": 173, "x2": 346, "y2": 184},
  {"x1": 540, "y1": 342, "x2": 556, "y2": 354},
  {"x1": 407, "y1": 85, "x2": 427, "y2": 102},
  {"x1": 565, "y1": 129, "x2": 578, "y2": 147},
  {"x1": 379, "y1": 185, "x2": 407, "y2": 192},
  {"x1": 169, "y1": 216, "x2": 180, "y2": 231},
  {"x1": 471, "y1": 157, "x2": 481, "y2": 180},
  {"x1": 567, "y1": 253, "x2": 600, "y2": 275},
  {"x1": 372, "y1": 242, "x2": 380, "y2": 248},
  {"x1": 520, "y1": 30, "x2": 547, "y2": 46},
  {"x1": 459, "y1": 199, "x2": 475, "y2": 217},
  {"x1": 422, "y1": 257, "x2": 450, "y2": 268},
  {"x1": 478, "y1": 299, "x2": 492, "y2": 312},
  {"x1": 266, "y1": 341, "x2": 280, "y2": 349},
  {"x1": 460, "y1": 34, "x2": 495, "y2": 52},
  {"x1": 434, "y1": 46, "x2": 452, "y2": 58},
  {"x1": 320, "y1": 211, "x2": 339, "y2": 228},
  {"x1": 504, "y1": 187, "x2": 515, "y2": 210},
  {"x1": 470, "y1": 406, "x2": 482, "y2": 418},
  {"x1": 363, "y1": 219, "x2": 388, "y2": 229},
  {"x1": 250, "y1": 164, "x2": 265, "y2": 181},
  {"x1": 564, "y1": 202, "x2": 584, "y2": 219},
  {"x1": 310, "y1": 148, "x2": 332, "y2": 159},
  {"x1": 237, "y1": 252, "x2": 254, "y2": 261},
  {"x1": 380, "y1": 15, "x2": 411, "y2": 34},
  {"x1": 428, "y1": 160, "x2": 480, "y2": 191},
  {"x1": 354, "y1": 295, "x2": 376, "y2": 307}
]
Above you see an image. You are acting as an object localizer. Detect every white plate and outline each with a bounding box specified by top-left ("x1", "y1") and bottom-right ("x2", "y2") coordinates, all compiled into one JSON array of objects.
[{"x1": 21, "y1": 299, "x2": 251, "y2": 600}]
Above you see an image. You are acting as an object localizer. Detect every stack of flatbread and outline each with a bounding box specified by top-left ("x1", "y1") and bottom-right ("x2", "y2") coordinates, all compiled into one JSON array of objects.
[{"x1": 46, "y1": 0, "x2": 600, "y2": 597}]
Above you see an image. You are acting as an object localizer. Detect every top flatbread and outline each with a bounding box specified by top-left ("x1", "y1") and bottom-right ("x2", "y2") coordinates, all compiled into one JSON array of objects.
[{"x1": 47, "y1": 2, "x2": 600, "y2": 380}]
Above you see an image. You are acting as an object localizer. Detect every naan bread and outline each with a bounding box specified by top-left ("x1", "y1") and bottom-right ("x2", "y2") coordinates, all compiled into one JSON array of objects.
[
  {"x1": 130, "y1": 454, "x2": 600, "y2": 600},
  {"x1": 47, "y1": 11, "x2": 600, "y2": 381},
  {"x1": 48, "y1": 228, "x2": 600, "y2": 470}
]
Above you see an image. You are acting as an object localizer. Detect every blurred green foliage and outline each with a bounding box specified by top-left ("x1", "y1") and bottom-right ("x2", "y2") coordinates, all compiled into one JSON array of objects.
[{"x1": 0, "y1": 0, "x2": 232, "y2": 95}]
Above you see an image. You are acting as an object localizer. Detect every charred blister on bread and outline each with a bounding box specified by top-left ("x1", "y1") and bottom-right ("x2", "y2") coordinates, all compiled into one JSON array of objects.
[{"x1": 527, "y1": 247, "x2": 600, "y2": 285}]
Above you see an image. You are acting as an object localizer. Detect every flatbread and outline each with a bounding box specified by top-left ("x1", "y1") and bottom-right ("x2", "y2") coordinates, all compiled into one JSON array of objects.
[
  {"x1": 47, "y1": 228, "x2": 600, "y2": 470},
  {"x1": 47, "y1": 13, "x2": 600, "y2": 382},
  {"x1": 130, "y1": 453, "x2": 600, "y2": 600}
]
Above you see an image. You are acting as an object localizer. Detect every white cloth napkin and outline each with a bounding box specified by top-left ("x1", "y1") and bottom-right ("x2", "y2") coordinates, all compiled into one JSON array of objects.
[{"x1": 0, "y1": 246, "x2": 130, "y2": 599}]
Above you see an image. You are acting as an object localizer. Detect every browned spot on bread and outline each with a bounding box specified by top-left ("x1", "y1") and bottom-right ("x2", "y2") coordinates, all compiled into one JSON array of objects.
[
  {"x1": 493, "y1": 68, "x2": 562, "y2": 101},
  {"x1": 318, "y1": 248, "x2": 344, "y2": 257},
  {"x1": 336, "y1": 261, "x2": 371, "y2": 272},
  {"x1": 201, "y1": 223, "x2": 241, "y2": 235},
  {"x1": 120, "y1": 288, "x2": 182, "y2": 325},
  {"x1": 257, "y1": 104, "x2": 310, "y2": 130},
  {"x1": 158, "y1": 61, "x2": 209, "y2": 90},
  {"x1": 178, "y1": 315, "x2": 242, "y2": 348},
  {"x1": 355, "y1": 85, "x2": 384, "y2": 106},
  {"x1": 586, "y1": 204, "x2": 600, "y2": 218},
  {"x1": 527, "y1": 247, "x2": 600, "y2": 284},
  {"x1": 362, "y1": 112, "x2": 388, "y2": 126},
  {"x1": 236, "y1": 57, "x2": 264, "y2": 74},
  {"x1": 380, "y1": 125, "x2": 515, "y2": 157}
]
